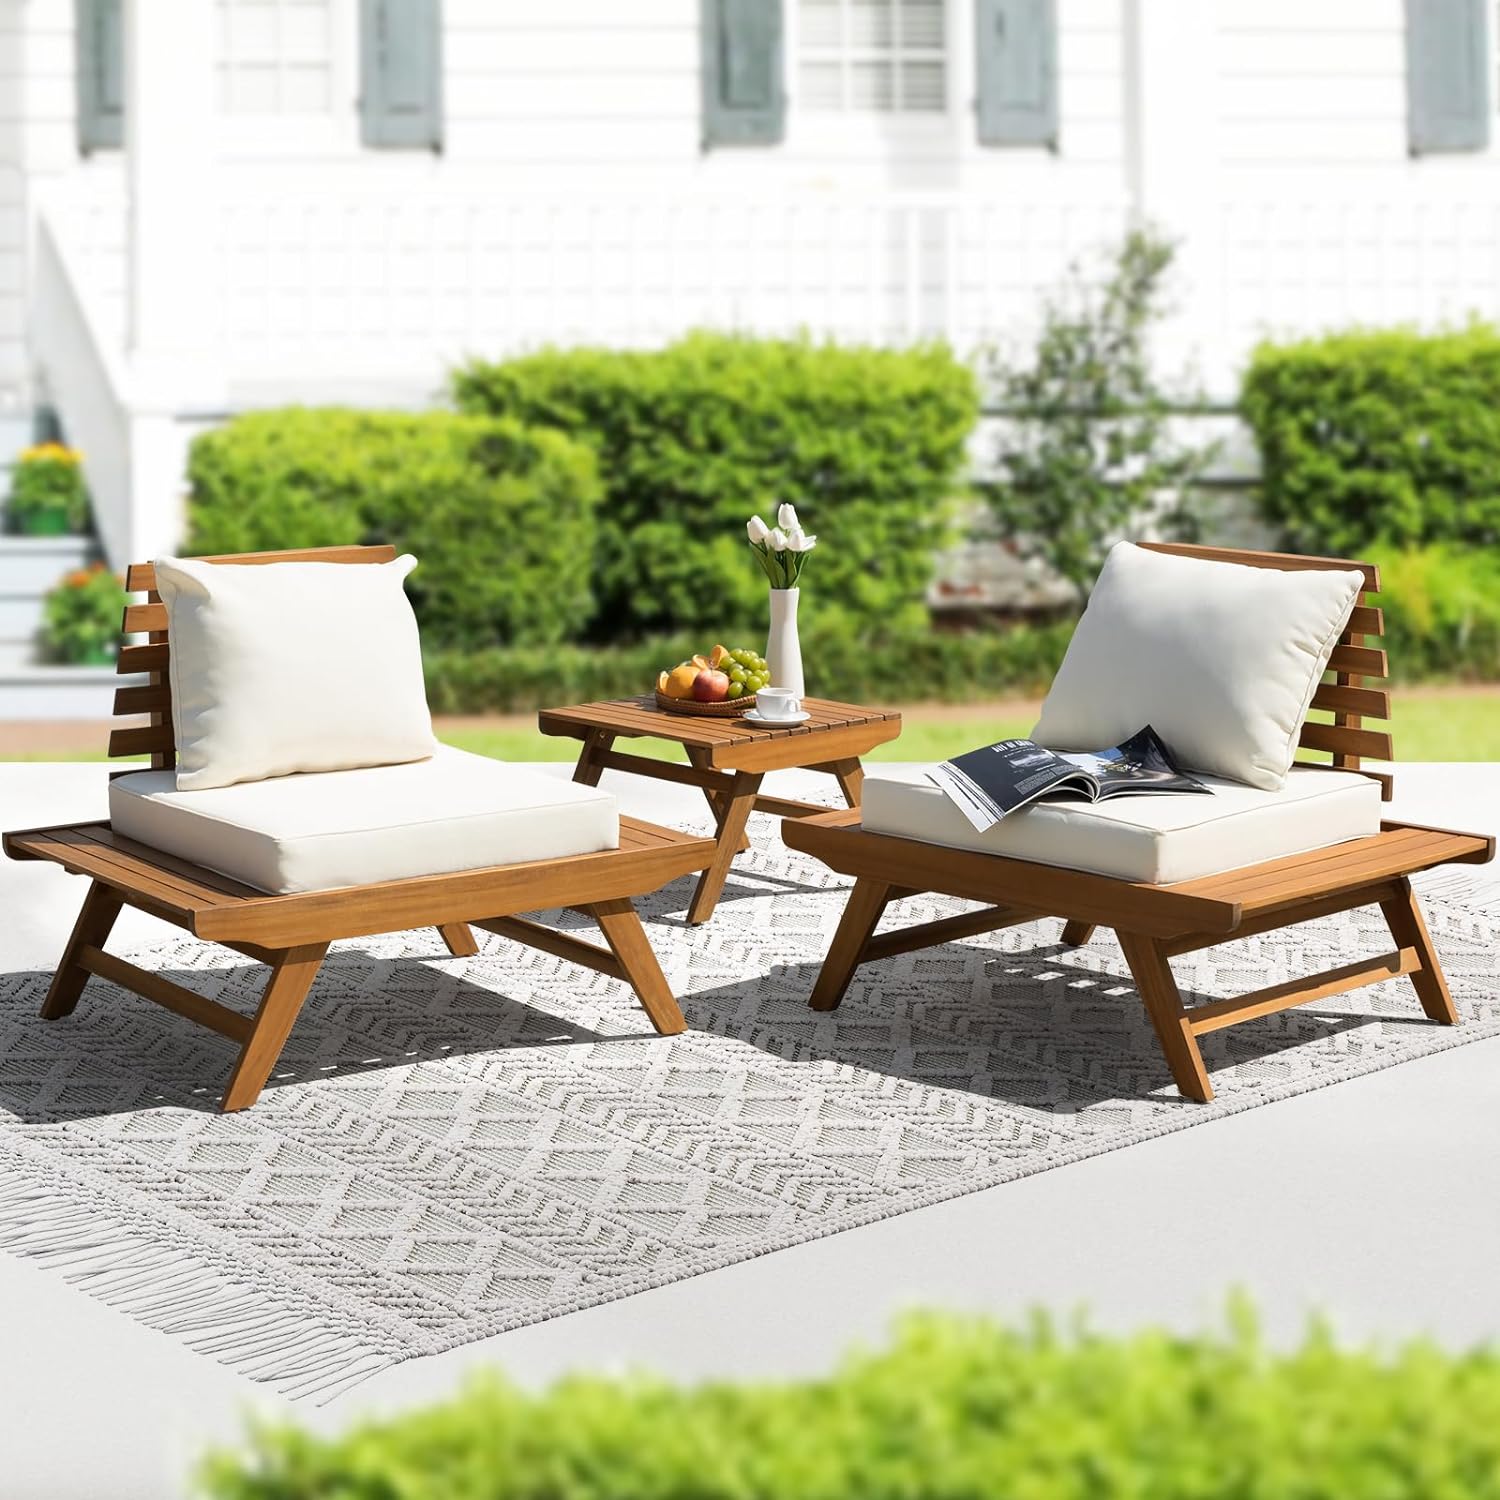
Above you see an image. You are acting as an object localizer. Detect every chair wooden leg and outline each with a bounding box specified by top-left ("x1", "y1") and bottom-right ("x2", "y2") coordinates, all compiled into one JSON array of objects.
[
  {"x1": 1118, "y1": 931, "x2": 1214, "y2": 1102},
  {"x1": 809, "y1": 875, "x2": 894, "y2": 1013},
  {"x1": 437, "y1": 922, "x2": 479, "y2": 957},
  {"x1": 221, "y1": 943, "x2": 329, "y2": 1113},
  {"x1": 1060, "y1": 920, "x2": 1096, "y2": 947},
  {"x1": 1380, "y1": 878, "x2": 1459, "y2": 1025},
  {"x1": 590, "y1": 897, "x2": 686, "y2": 1036},
  {"x1": 40, "y1": 880, "x2": 124, "y2": 1020},
  {"x1": 686, "y1": 770, "x2": 763, "y2": 925}
]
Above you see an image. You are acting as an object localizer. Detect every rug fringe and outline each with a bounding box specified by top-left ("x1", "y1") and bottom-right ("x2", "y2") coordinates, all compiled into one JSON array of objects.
[{"x1": 0, "y1": 1169, "x2": 393, "y2": 1403}]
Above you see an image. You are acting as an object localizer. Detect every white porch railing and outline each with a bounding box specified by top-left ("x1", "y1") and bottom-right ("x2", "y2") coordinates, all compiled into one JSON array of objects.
[{"x1": 31, "y1": 215, "x2": 134, "y2": 571}]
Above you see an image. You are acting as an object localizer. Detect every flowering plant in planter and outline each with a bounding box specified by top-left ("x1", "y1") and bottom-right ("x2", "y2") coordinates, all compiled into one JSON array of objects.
[
  {"x1": 41, "y1": 562, "x2": 125, "y2": 666},
  {"x1": 8, "y1": 442, "x2": 90, "y2": 536},
  {"x1": 746, "y1": 503, "x2": 817, "y2": 588}
]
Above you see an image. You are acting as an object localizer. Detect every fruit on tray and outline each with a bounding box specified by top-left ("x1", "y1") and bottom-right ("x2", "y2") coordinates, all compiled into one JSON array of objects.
[{"x1": 656, "y1": 645, "x2": 770, "y2": 702}]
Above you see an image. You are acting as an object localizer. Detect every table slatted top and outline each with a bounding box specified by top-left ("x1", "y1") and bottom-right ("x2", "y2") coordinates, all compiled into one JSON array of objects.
[{"x1": 538, "y1": 696, "x2": 901, "y2": 750}]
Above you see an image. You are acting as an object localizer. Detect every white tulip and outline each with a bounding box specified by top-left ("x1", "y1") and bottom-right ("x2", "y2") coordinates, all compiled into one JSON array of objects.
[
  {"x1": 777, "y1": 502, "x2": 800, "y2": 532},
  {"x1": 786, "y1": 529, "x2": 817, "y2": 553},
  {"x1": 747, "y1": 515, "x2": 770, "y2": 544},
  {"x1": 768, "y1": 528, "x2": 789, "y2": 552}
]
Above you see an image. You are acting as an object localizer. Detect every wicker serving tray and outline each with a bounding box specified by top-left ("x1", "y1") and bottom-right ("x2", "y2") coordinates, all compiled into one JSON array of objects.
[{"x1": 653, "y1": 688, "x2": 758, "y2": 717}]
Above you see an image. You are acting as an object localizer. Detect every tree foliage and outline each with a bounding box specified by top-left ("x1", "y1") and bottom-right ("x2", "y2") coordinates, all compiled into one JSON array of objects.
[{"x1": 984, "y1": 230, "x2": 1213, "y2": 596}]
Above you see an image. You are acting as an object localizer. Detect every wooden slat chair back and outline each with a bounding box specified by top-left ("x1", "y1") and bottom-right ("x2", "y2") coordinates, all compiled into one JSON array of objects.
[
  {"x1": 1138, "y1": 542, "x2": 1393, "y2": 799},
  {"x1": 111, "y1": 544, "x2": 399, "y2": 771}
]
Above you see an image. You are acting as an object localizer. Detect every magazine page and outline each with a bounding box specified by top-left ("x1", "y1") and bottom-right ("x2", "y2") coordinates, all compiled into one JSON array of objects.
[
  {"x1": 1053, "y1": 725, "x2": 1210, "y2": 799},
  {"x1": 929, "y1": 739, "x2": 1097, "y2": 832}
]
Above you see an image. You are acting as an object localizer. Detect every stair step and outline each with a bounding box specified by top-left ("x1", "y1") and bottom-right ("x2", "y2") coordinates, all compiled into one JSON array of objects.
[
  {"x1": 0, "y1": 665, "x2": 137, "y2": 721},
  {"x1": 0, "y1": 535, "x2": 99, "y2": 592}
]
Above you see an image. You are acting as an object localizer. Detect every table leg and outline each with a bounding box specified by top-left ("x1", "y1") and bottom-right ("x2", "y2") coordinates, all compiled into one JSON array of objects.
[
  {"x1": 686, "y1": 746, "x2": 751, "y2": 853},
  {"x1": 573, "y1": 729, "x2": 615, "y2": 787},
  {"x1": 830, "y1": 758, "x2": 864, "y2": 808},
  {"x1": 687, "y1": 770, "x2": 763, "y2": 925}
]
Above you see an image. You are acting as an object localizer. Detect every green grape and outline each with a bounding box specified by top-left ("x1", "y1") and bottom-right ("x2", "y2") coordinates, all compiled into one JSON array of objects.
[
  {"x1": 729, "y1": 666, "x2": 747, "y2": 684},
  {"x1": 749, "y1": 673, "x2": 768, "y2": 692},
  {"x1": 726, "y1": 681, "x2": 744, "y2": 699}
]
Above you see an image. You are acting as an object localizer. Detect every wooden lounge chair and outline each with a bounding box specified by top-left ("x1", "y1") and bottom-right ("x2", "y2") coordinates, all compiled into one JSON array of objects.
[
  {"x1": 784, "y1": 543, "x2": 1495, "y2": 1102},
  {"x1": 4, "y1": 545, "x2": 716, "y2": 1112}
]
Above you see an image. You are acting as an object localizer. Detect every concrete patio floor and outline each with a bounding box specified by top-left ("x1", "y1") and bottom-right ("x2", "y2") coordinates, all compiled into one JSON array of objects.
[{"x1": 1, "y1": 759, "x2": 1498, "y2": 1498}]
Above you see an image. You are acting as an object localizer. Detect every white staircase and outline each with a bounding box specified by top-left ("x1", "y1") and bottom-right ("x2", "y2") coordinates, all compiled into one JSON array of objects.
[{"x1": 0, "y1": 413, "x2": 123, "y2": 720}]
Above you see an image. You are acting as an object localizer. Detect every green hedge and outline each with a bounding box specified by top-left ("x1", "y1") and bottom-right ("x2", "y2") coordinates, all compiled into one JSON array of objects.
[
  {"x1": 186, "y1": 409, "x2": 601, "y2": 649},
  {"x1": 453, "y1": 333, "x2": 979, "y2": 639},
  {"x1": 1371, "y1": 543, "x2": 1500, "y2": 682},
  {"x1": 201, "y1": 1313, "x2": 1500, "y2": 1499},
  {"x1": 1242, "y1": 326, "x2": 1500, "y2": 555},
  {"x1": 424, "y1": 619, "x2": 1075, "y2": 714}
]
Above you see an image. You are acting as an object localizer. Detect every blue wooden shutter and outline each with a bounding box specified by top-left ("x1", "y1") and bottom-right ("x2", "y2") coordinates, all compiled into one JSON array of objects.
[
  {"x1": 975, "y1": 0, "x2": 1058, "y2": 149},
  {"x1": 360, "y1": 0, "x2": 443, "y2": 150},
  {"x1": 76, "y1": 0, "x2": 124, "y2": 153},
  {"x1": 1406, "y1": 0, "x2": 1490, "y2": 154},
  {"x1": 702, "y1": 0, "x2": 785, "y2": 148}
]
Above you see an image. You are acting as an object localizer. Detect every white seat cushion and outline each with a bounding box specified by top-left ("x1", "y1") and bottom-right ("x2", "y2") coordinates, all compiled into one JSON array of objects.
[
  {"x1": 109, "y1": 745, "x2": 619, "y2": 895},
  {"x1": 861, "y1": 766, "x2": 1381, "y2": 885}
]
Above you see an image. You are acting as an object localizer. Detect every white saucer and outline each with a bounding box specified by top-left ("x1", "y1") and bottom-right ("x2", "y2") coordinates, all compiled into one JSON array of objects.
[{"x1": 743, "y1": 708, "x2": 811, "y2": 725}]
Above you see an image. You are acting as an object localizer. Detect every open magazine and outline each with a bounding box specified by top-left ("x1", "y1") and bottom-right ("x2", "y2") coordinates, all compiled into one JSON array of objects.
[{"x1": 929, "y1": 725, "x2": 1210, "y2": 833}]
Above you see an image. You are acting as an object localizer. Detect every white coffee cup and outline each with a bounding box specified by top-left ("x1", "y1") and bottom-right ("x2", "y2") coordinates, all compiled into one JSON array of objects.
[{"x1": 757, "y1": 687, "x2": 802, "y2": 720}]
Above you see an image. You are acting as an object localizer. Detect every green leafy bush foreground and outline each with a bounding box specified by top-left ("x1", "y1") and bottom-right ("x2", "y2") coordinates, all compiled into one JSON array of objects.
[
  {"x1": 1243, "y1": 325, "x2": 1500, "y2": 555},
  {"x1": 186, "y1": 409, "x2": 601, "y2": 649},
  {"x1": 454, "y1": 332, "x2": 979, "y2": 639},
  {"x1": 424, "y1": 620, "x2": 1075, "y2": 714},
  {"x1": 202, "y1": 1313, "x2": 1500, "y2": 1499}
]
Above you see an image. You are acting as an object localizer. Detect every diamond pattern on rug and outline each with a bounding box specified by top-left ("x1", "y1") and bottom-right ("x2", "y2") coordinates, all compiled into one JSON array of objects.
[{"x1": 0, "y1": 830, "x2": 1496, "y2": 1398}]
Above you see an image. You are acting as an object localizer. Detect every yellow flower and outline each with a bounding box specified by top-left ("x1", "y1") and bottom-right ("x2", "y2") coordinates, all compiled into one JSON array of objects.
[{"x1": 19, "y1": 441, "x2": 82, "y2": 466}]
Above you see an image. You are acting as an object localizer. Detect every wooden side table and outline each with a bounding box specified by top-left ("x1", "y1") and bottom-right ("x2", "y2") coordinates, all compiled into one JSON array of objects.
[{"x1": 538, "y1": 696, "x2": 903, "y2": 923}]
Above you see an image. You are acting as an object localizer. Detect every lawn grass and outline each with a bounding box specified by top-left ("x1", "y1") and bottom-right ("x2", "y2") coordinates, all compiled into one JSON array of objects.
[
  {"x1": 441, "y1": 687, "x2": 1500, "y2": 764},
  {"x1": 7, "y1": 688, "x2": 1498, "y2": 765}
]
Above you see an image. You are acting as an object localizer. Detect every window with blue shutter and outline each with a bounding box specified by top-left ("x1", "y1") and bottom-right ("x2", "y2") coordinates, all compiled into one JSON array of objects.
[
  {"x1": 76, "y1": 0, "x2": 124, "y2": 153},
  {"x1": 702, "y1": 0, "x2": 785, "y2": 148},
  {"x1": 360, "y1": 0, "x2": 443, "y2": 151},
  {"x1": 1406, "y1": 0, "x2": 1489, "y2": 154},
  {"x1": 974, "y1": 0, "x2": 1057, "y2": 149}
]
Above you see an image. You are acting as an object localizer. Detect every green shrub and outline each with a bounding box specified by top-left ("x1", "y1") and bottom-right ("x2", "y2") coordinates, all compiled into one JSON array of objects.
[
  {"x1": 186, "y1": 409, "x2": 601, "y2": 648},
  {"x1": 453, "y1": 333, "x2": 979, "y2": 639},
  {"x1": 201, "y1": 1312, "x2": 1500, "y2": 1499},
  {"x1": 423, "y1": 619, "x2": 1074, "y2": 714},
  {"x1": 1242, "y1": 325, "x2": 1500, "y2": 555},
  {"x1": 40, "y1": 561, "x2": 125, "y2": 665},
  {"x1": 1370, "y1": 543, "x2": 1500, "y2": 682}
]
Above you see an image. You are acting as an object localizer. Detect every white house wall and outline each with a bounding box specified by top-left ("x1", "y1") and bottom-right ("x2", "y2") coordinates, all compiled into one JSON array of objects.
[{"x1": 10, "y1": 0, "x2": 1500, "y2": 413}]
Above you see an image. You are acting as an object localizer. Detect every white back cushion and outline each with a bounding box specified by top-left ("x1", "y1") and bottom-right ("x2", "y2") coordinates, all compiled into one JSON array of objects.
[
  {"x1": 155, "y1": 554, "x2": 436, "y2": 791},
  {"x1": 1031, "y1": 544, "x2": 1364, "y2": 791}
]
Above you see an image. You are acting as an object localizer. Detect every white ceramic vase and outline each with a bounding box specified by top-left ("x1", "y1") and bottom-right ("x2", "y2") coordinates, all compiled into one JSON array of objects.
[{"x1": 765, "y1": 587, "x2": 804, "y2": 697}]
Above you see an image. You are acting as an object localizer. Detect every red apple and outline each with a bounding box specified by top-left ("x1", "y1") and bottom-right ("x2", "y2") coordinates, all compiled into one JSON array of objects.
[{"x1": 692, "y1": 669, "x2": 730, "y2": 702}]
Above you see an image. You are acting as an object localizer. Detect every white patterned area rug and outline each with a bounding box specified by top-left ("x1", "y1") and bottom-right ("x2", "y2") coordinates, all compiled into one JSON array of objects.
[{"x1": 0, "y1": 830, "x2": 1496, "y2": 1401}]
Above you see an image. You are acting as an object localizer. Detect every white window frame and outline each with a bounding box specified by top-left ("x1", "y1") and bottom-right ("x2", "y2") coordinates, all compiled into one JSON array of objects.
[
  {"x1": 784, "y1": 0, "x2": 967, "y2": 153},
  {"x1": 215, "y1": 0, "x2": 362, "y2": 157}
]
